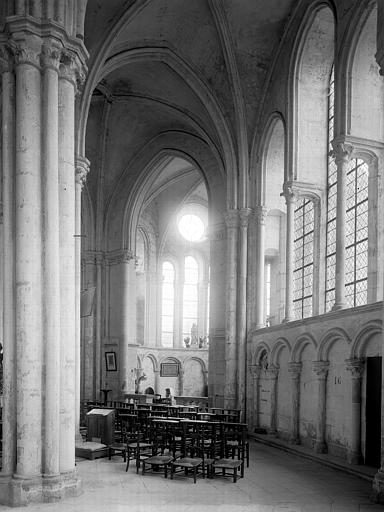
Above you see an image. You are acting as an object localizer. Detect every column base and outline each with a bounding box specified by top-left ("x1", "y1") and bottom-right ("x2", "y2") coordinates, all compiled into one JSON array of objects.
[
  {"x1": 0, "y1": 470, "x2": 81, "y2": 507},
  {"x1": 347, "y1": 450, "x2": 363, "y2": 465},
  {"x1": 332, "y1": 303, "x2": 346, "y2": 311},
  {"x1": 371, "y1": 468, "x2": 384, "y2": 504},
  {"x1": 314, "y1": 440, "x2": 328, "y2": 454}
]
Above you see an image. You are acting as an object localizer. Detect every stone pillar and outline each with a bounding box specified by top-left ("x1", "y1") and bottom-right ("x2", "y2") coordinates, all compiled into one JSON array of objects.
[
  {"x1": 120, "y1": 251, "x2": 137, "y2": 395},
  {"x1": 179, "y1": 367, "x2": 184, "y2": 396},
  {"x1": 312, "y1": 361, "x2": 329, "y2": 453},
  {"x1": 282, "y1": 185, "x2": 297, "y2": 322},
  {"x1": 237, "y1": 208, "x2": 251, "y2": 414},
  {"x1": 346, "y1": 358, "x2": 364, "y2": 464},
  {"x1": 268, "y1": 364, "x2": 279, "y2": 436},
  {"x1": 330, "y1": 142, "x2": 353, "y2": 310},
  {"x1": 0, "y1": 45, "x2": 17, "y2": 478},
  {"x1": 58, "y1": 52, "x2": 77, "y2": 474},
  {"x1": 250, "y1": 365, "x2": 262, "y2": 430},
  {"x1": 154, "y1": 369, "x2": 160, "y2": 395},
  {"x1": 95, "y1": 253, "x2": 103, "y2": 400},
  {"x1": 75, "y1": 156, "x2": 89, "y2": 438},
  {"x1": 288, "y1": 362, "x2": 302, "y2": 444},
  {"x1": 41, "y1": 42, "x2": 61, "y2": 479},
  {"x1": 224, "y1": 210, "x2": 239, "y2": 409},
  {"x1": 255, "y1": 207, "x2": 268, "y2": 328},
  {"x1": 14, "y1": 38, "x2": 44, "y2": 480}
]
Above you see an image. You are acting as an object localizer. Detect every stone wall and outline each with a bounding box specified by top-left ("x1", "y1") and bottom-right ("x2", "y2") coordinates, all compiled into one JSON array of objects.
[{"x1": 247, "y1": 302, "x2": 382, "y2": 464}]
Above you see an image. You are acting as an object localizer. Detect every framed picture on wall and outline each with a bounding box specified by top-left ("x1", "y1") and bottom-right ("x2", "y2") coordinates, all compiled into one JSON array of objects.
[
  {"x1": 160, "y1": 362, "x2": 179, "y2": 377},
  {"x1": 105, "y1": 351, "x2": 117, "y2": 371}
]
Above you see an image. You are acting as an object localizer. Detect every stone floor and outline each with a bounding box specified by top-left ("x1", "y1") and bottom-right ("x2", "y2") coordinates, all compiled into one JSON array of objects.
[{"x1": 2, "y1": 441, "x2": 384, "y2": 511}]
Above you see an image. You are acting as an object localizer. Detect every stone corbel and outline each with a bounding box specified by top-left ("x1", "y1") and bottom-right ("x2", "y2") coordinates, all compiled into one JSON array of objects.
[{"x1": 75, "y1": 155, "x2": 90, "y2": 189}]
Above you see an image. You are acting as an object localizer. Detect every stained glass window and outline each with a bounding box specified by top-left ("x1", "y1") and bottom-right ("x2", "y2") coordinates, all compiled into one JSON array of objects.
[
  {"x1": 293, "y1": 198, "x2": 314, "y2": 319},
  {"x1": 182, "y1": 256, "x2": 199, "y2": 339},
  {"x1": 161, "y1": 261, "x2": 175, "y2": 347},
  {"x1": 345, "y1": 158, "x2": 368, "y2": 307},
  {"x1": 325, "y1": 66, "x2": 336, "y2": 311}
]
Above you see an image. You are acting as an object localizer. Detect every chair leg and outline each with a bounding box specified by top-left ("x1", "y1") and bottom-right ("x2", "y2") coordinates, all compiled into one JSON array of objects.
[
  {"x1": 234, "y1": 467, "x2": 237, "y2": 483},
  {"x1": 193, "y1": 467, "x2": 196, "y2": 484}
]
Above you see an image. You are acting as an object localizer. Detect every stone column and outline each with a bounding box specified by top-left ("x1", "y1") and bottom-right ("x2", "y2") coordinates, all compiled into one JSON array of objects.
[
  {"x1": 250, "y1": 365, "x2": 262, "y2": 430},
  {"x1": 75, "y1": 156, "x2": 89, "y2": 438},
  {"x1": 0, "y1": 45, "x2": 17, "y2": 478},
  {"x1": 41, "y1": 42, "x2": 61, "y2": 478},
  {"x1": 346, "y1": 358, "x2": 364, "y2": 464},
  {"x1": 154, "y1": 369, "x2": 160, "y2": 395},
  {"x1": 95, "y1": 252, "x2": 103, "y2": 400},
  {"x1": 224, "y1": 210, "x2": 239, "y2": 409},
  {"x1": 237, "y1": 208, "x2": 251, "y2": 413},
  {"x1": 120, "y1": 251, "x2": 137, "y2": 395},
  {"x1": 312, "y1": 361, "x2": 330, "y2": 453},
  {"x1": 14, "y1": 39, "x2": 44, "y2": 479},
  {"x1": 268, "y1": 364, "x2": 279, "y2": 436},
  {"x1": 282, "y1": 185, "x2": 297, "y2": 322},
  {"x1": 255, "y1": 206, "x2": 268, "y2": 328},
  {"x1": 58, "y1": 52, "x2": 77, "y2": 474},
  {"x1": 330, "y1": 142, "x2": 353, "y2": 310},
  {"x1": 179, "y1": 367, "x2": 184, "y2": 396},
  {"x1": 288, "y1": 362, "x2": 302, "y2": 444}
]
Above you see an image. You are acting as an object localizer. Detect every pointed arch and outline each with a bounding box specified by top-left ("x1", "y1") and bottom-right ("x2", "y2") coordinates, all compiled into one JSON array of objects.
[
  {"x1": 350, "y1": 319, "x2": 382, "y2": 359},
  {"x1": 270, "y1": 337, "x2": 291, "y2": 366},
  {"x1": 318, "y1": 327, "x2": 351, "y2": 361},
  {"x1": 291, "y1": 333, "x2": 318, "y2": 362}
]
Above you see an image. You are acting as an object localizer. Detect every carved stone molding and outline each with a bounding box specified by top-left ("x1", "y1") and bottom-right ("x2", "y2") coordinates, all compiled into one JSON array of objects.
[
  {"x1": 75, "y1": 155, "x2": 90, "y2": 188},
  {"x1": 224, "y1": 209, "x2": 239, "y2": 229},
  {"x1": 281, "y1": 182, "x2": 299, "y2": 205},
  {"x1": 105, "y1": 249, "x2": 135, "y2": 265},
  {"x1": 312, "y1": 361, "x2": 330, "y2": 379},
  {"x1": 346, "y1": 358, "x2": 365, "y2": 379}
]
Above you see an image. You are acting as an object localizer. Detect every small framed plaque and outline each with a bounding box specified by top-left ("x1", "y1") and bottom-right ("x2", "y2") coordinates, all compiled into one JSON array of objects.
[
  {"x1": 105, "y1": 351, "x2": 117, "y2": 371},
  {"x1": 160, "y1": 362, "x2": 179, "y2": 377}
]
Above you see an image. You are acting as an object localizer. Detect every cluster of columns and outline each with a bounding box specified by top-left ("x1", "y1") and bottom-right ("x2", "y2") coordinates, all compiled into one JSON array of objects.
[
  {"x1": 0, "y1": 17, "x2": 87, "y2": 505},
  {"x1": 223, "y1": 208, "x2": 250, "y2": 414},
  {"x1": 249, "y1": 358, "x2": 365, "y2": 460}
]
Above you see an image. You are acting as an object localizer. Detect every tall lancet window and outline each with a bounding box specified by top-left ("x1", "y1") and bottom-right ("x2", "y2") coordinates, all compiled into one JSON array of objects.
[
  {"x1": 293, "y1": 198, "x2": 314, "y2": 319},
  {"x1": 325, "y1": 66, "x2": 337, "y2": 311},
  {"x1": 345, "y1": 158, "x2": 368, "y2": 307},
  {"x1": 182, "y1": 256, "x2": 198, "y2": 341},
  {"x1": 161, "y1": 261, "x2": 175, "y2": 347}
]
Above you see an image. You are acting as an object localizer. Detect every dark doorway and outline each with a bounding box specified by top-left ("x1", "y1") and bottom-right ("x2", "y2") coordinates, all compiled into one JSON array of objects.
[{"x1": 365, "y1": 357, "x2": 382, "y2": 467}]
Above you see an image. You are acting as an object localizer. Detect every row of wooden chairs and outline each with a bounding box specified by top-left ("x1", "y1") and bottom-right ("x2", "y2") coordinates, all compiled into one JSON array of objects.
[{"x1": 109, "y1": 418, "x2": 249, "y2": 483}]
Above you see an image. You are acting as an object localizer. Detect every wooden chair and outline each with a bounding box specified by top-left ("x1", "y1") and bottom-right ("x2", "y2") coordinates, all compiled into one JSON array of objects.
[
  {"x1": 170, "y1": 421, "x2": 214, "y2": 483},
  {"x1": 125, "y1": 423, "x2": 155, "y2": 473},
  {"x1": 211, "y1": 423, "x2": 247, "y2": 482}
]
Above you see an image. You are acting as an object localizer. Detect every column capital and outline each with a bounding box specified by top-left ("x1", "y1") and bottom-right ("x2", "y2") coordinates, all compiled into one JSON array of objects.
[
  {"x1": 14, "y1": 40, "x2": 41, "y2": 69},
  {"x1": 330, "y1": 140, "x2": 354, "y2": 165},
  {"x1": 40, "y1": 42, "x2": 61, "y2": 73},
  {"x1": 281, "y1": 182, "x2": 299, "y2": 205},
  {"x1": 312, "y1": 361, "x2": 330, "y2": 378},
  {"x1": 254, "y1": 205, "x2": 268, "y2": 225},
  {"x1": 75, "y1": 155, "x2": 90, "y2": 188},
  {"x1": 250, "y1": 364, "x2": 262, "y2": 379},
  {"x1": 268, "y1": 364, "x2": 279, "y2": 379},
  {"x1": 345, "y1": 358, "x2": 365, "y2": 379},
  {"x1": 0, "y1": 44, "x2": 15, "y2": 73},
  {"x1": 288, "y1": 361, "x2": 302, "y2": 377},
  {"x1": 224, "y1": 209, "x2": 239, "y2": 229},
  {"x1": 239, "y1": 208, "x2": 252, "y2": 228}
]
